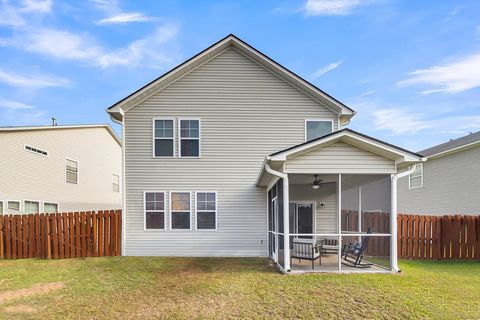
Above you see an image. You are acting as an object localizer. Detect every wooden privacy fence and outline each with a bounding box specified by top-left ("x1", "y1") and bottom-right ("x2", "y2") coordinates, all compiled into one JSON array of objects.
[
  {"x1": 0, "y1": 210, "x2": 121, "y2": 259},
  {"x1": 341, "y1": 210, "x2": 390, "y2": 257},
  {"x1": 398, "y1": 214, "x2": 480, "y2": 260}
]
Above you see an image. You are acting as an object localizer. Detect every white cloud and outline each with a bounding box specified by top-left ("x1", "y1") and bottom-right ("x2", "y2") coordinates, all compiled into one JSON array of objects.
[
  {"x1": 97, "y1": 12, "x2": 153, "y2": 25},
  {"x1": 0, "y1": 69, "x2": 72, "y2": 88},
  {"x1": 312, "y1": 60, "x2": 342, "y2": 78},
  {"x1": 303, "y1": 0, "x2": 375, "y2": 16},
  {"x1": 0, "y1": 100, "x2": 48, "y2": 125},
  {"x1": 0, "y1": 24, "x2": 179, "y2": 68},
  {"x1": 0, "y1": 99, "x2": 36, "y2": 110},
  {"x1": 356, "y1": 90, "x2": 375, "y2": 97},
  {"x1": 372, "y1": 108, "x2": 480, "y2": 135},
  {"x1": 397, "y1": 54, "x2": 480, "y2": 94},
  {"x1": 0, "y1": 3, "x2": 25, "y2": 26},
  {"x1": 20, "y1": 0, "x2": 52, "y2": 13}
]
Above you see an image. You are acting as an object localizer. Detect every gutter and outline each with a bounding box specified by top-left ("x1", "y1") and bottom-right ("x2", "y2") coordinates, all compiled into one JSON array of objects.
[
  {"x1": 265, "y1": 161, "x2": 291, "y2": 271},
  {"x1": 390, "y1": 164, "x2": 419, "y2": 273}
]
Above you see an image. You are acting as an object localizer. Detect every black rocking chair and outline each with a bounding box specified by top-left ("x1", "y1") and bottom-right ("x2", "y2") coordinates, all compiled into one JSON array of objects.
[{"x1": 341, "y1": 227, "x2": 374, "y2": 268}]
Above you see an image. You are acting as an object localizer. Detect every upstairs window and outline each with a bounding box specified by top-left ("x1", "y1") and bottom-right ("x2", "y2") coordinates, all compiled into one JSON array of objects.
[
  {"x1": 179, "y1": 119, "x2": 200, "y2": 157},
  {"x1": 409, "y1": 164, "x2": 423, "y2": 189},
  {"x1": 25, "y1": 145, "x2": 48, "y2": 156},
  {"x1": 66, "y1": 159, "x2": 78, "y2": 184},
  {"x1": 154, "y1": 119, "x2": 174, "y2": 157},
  {"x1": 196, "y1": 192, "x2": 217, "y2": 230},
  {"x1": 112, "y1": 174, "x2": 120, "y2": 192},
  {"x1": 145, "y1": 192, "x2": 165, "y2": 229},
  {"x1": 305, "y1": 120, "x2": 333, "y2": 142},
  {"x1": 170, "y1": 192, "x2": 191, "y2": 229}
]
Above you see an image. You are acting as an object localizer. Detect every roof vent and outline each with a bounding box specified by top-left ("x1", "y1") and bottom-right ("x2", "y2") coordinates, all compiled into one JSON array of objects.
[{"x1": 51, "y1": 117, "x2": 57, "y2": 126}]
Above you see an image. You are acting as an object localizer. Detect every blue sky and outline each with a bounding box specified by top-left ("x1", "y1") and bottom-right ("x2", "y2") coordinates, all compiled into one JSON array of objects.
[{"x1": 0, "y1": 0, "x2": 479, "y2": 151}]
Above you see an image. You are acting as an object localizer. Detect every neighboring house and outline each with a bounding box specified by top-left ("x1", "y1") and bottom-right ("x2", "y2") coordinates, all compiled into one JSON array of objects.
[
  {"x1": 0, "y1": 124, "x2": 122, "y2": 214},
  {"x1": 398, "y1": 131, "x2": 480, "y2": 215},
  {"x1": 107, "y1": 34, "x2": 422, "y2": 273}
]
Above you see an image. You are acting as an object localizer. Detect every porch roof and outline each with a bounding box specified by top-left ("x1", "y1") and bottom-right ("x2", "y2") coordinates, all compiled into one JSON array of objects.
[{"x1": 256, "y1": 129, "x2": 423, "y2": 186}]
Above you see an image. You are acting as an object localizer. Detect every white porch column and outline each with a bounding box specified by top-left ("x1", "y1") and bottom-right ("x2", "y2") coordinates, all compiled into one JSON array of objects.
[
  {"x1": 358, "y1": 186, "x2": 362, "y2": 233},
  {"x1": 283, "y1": 174, "x2": 290, "y2": 271},
  {"x1": 337, "y1": 173, "x2": 342, "y2": 271},
  {"x1": 390, "y1": 174, "x2": 399, "y2": 272}
]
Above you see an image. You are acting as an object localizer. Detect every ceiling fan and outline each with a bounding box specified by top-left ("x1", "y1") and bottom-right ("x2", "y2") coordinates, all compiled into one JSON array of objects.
[{"x1": 311, "y1": 175, "x2": 335, "y2": 189}]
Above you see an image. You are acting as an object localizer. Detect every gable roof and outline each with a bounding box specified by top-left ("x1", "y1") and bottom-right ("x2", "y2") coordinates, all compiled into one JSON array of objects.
[
  {"x1": 269, "y1": 128, "x2": 423, "y2": 160},
  {"x1": 0, "y1": 124, "x2": 121, "y2": 146},
  {"x1": 107, "y1": 34, "x2": 355, "y2": 122},
  {"x1": 419, "y1": 131, "x2": 480, "y2": 158}
]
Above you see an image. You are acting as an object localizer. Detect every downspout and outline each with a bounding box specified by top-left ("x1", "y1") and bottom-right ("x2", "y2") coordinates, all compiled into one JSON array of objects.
[
  {"x1": 390, "y1": 164, "x2": 418, "y2": 272},
  {"x1": 265, "y1": 160, "x2": 290, "y2": 272},
  {"x1": 109, "y1": 112, "x2": 126, "y2": 256}
]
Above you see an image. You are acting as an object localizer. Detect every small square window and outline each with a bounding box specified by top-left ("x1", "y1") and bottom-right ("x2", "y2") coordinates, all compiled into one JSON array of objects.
[{"x1": 305, "y1": 120, "x2": 333, "y2": 142}]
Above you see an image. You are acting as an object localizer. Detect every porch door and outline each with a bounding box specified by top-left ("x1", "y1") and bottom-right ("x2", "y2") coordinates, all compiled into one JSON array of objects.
[{"x1": 290, "y1": 202, "x2": 314, "y2": 239}]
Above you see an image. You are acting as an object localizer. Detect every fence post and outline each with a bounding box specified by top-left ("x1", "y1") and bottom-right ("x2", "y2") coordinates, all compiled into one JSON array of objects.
[{"x1": 46, "y1": 214, "x2": 51, "y2": 259}]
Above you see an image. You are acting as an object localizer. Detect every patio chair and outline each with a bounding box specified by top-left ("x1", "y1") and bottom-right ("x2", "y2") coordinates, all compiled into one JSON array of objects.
[
  {"x1": 320, "y1": 238, "x2": 338, "y2": 254},
  {"x1": 341, "y1": 227, "x2": 374, "y2": 268},
  {"x1": 290, "y1": 238, "x2": 322, "y2": 270}
]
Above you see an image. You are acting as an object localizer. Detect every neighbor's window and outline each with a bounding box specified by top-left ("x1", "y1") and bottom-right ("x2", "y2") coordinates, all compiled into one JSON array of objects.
[
  {"x1": 7, "y1": 201, "x2": 20, "y2": 214},
  {"x1": 145, "y1": 192, "x2": 165, "y2": 229},
  {"x1": 179, "y1": 119, "x2": 200, "y2": 157},
  {"x1": 66, "y1": 159, "x2": 78, "y2": 184},
  {"x1": 196, "y1": 192, "x2": 216, "y2": 230},
  {"x1": 112, "y1": 174, "x2": 120, "y2": 192},
  {"x1": 25, "y1": 145, "x2": 48, "y2": 156},
  {"x1": 24, "y1": 200, "x2": 40, "y2": 213},
  {"x1": 44, "y1": 202, "x2": 58, "y2": 213},
  {"x1": 409, "y1": 164, "x2": 423, "y2": 189},
  {"x1": 305, "y1": 120, "x2": 333, "y2": 142},
  {"x1": 0, "y1": 201, "x2": 3, "y2": 214},
  {"x1": 154, "y1": 119, "x2": 174, "y2": 157},
  {"x1": 170, "y1": 192, "x2": 191, "y2": 229}
]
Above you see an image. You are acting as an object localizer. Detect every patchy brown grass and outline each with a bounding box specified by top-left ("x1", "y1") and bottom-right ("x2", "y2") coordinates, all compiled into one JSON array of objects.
[{"x1": 0, "y1": 257, "x2": 478, "y2": 319}]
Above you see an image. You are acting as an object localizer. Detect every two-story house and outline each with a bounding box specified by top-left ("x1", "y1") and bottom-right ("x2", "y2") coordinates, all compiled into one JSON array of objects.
[
  {"x1": 107, "y1": 35, "x2": 422, "y2": 273},
  {"x1": 0, "y1": 124, "x2": 122, "y2": 214}
]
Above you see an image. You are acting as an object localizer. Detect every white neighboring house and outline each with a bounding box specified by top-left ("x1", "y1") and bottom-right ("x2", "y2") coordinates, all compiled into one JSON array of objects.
[
  {"x1": 0, "y1": 124, "x2": 122, "y2": 214},
  {"x1": 107, "y1": 34, "x2": 423, "y2": 273},
  {"x1": 398, "y1": 131, "x2": 480, "y2": 215}
]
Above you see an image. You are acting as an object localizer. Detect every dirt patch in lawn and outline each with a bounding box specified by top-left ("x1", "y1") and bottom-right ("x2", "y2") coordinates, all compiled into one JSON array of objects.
[
  {"x1": 0, "y1": 282, "x2": 64, "y2": 305},
  {"x1": 5, "y1": 304, "x2": 37, "y2": 314}
]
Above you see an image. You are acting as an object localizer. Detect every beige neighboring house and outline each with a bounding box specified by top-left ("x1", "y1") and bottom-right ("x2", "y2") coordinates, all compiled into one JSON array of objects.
[
  {"x1": 0, "y1": 124, "x2": 122, "y2": 214},
  {"x1": 398, "y1": 131, "x2": 480, "y2": 215}
]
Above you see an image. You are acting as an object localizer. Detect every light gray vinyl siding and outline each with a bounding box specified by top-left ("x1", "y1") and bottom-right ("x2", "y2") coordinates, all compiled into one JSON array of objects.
[
  {"x1": 285, "y1": 142, "x2": 396, "y2": 174},
  {"x1": 0, "y1": 128, "x2": 122, "y2": 213},
  {"x1": 398, "y1": 146, "x2": 480, "y2": 215},
  {"x1": 123, "y1": 47, "x2": 340, "y2": 256},
  {"x1": 290, "y1": 183, "x2": 337, "y2": 234}
]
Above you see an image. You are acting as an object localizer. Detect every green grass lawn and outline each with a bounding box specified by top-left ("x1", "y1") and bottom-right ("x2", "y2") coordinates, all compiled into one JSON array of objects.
[{"x1": 0, "y1": 257, "x2": 478, "y2": 319}]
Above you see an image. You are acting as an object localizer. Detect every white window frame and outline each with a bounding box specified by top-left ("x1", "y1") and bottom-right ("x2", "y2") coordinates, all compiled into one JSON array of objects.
[
  {"x1": 304, "y1": 119, "x2": 334, "y2": 142},
  {"x1": 112, "y1": 174, "x2": 120, "y2": 192},
  {"x1": 152, "y1": 117, "x2": 175, "y2": 158},
  {"x1": 23, "y1": 200, "x2": 40, "y2": 214},
  {"x1": 24, "y1": 144, "x2": 48, "y2": 156},
  {"x1": 7, "y1": 200, "x2": 21, "y2": 214},
  {"x1": 409, "y1": 163, "x2": 423, "y2": 189},
  {"x1": 143, "y1": 191, "x2": 167, "y2": 231},
  {"x1": 195, "y1": 191, "x2": 218, "y2": 231},
  {"x1": 169, "y1": 191, "x2": 192, "y2": 230},
  {"x1": 65, "y1": 158, "x2": 79, "y2": 184},
  {"x1": 43, "y1": 202, "x2": 60, "y2": 213},
  {"x1": 178, "y1": 118, "x2": 201, "y2": 158}
]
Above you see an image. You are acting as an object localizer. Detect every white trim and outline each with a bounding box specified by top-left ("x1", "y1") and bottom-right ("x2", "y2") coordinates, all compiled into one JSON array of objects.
[
  {"x1": 112, "y1": 173, "x2": 120, "y2": 192},
  {"x1": 65, "y1": 157, "x2": 79, "y2": 184},
  {"x1": 178, "y1": 118, "x2": 201, "y2": 158},
  {"x1": 169, "y1": 191, "x2": 193, "y2": 230},
  {"x1": 152, "y1": 117, "x2": 175, "y2": 158},
  {"x1": 43, "y1": 202, "x2": 59, "y2": 213},
  {"x1": 24, "y1": 144, "x2": 48, "y2": 157},
  {"x1": 408, "y1": 163, "x2": 423, "y2": 189},
  {"x1": 304, "y1": 118, "x2": 334, "y2": 142},
  {"x1": 194, "y1": 191, "x2": 217, "y2": 231},
  {"x1": 425, "y1": 140, "x2": 480, "y2": 159},
  {"x1": 143, "y1": 191, "x2": 167, "y2": 231}
]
